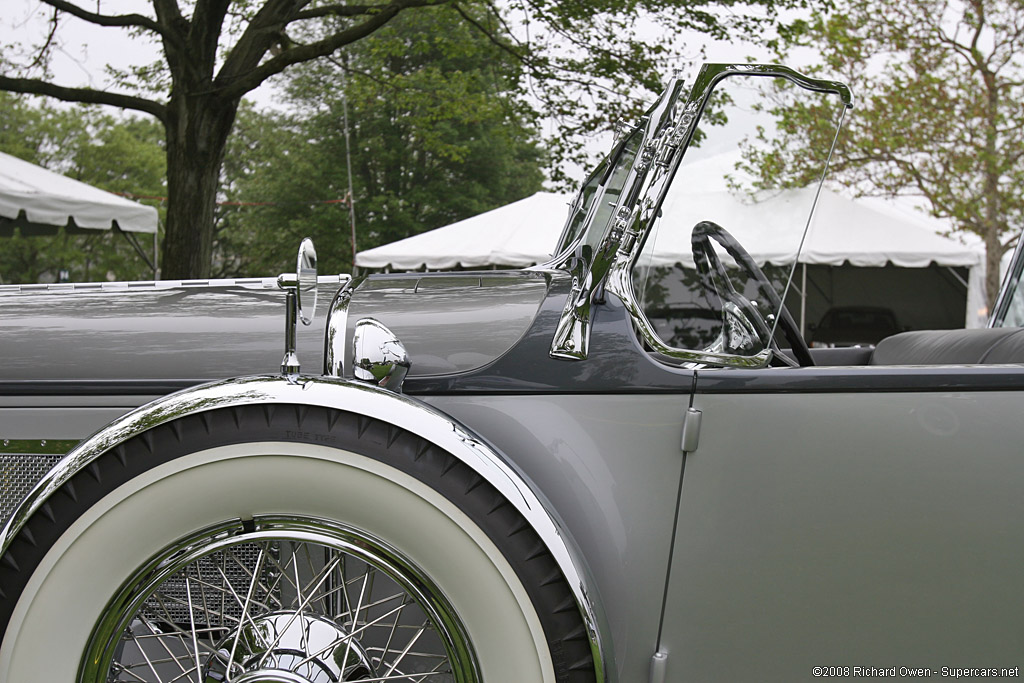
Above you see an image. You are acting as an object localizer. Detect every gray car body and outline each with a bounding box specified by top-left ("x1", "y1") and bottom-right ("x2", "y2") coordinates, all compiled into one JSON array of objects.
[
  {"x1": 4, "y1": 266, "x2": 1024, "y2": 680},
  {"x1": 4, "y1": 63, "x2": 1024, "y2": 681}
]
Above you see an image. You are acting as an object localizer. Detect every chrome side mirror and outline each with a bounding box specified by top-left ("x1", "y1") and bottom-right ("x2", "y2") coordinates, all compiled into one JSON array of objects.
[
  {"x1": 352, "y1": 318, "x2": 410, "y2": 392},
  {"x1": 295, "y1": 238, "x2": 318, "y2": 324},
  {"x1": 277, "y1": 238, "x2": 318, "y2": 376}
]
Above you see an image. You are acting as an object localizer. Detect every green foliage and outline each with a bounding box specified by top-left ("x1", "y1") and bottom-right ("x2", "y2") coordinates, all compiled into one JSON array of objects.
[
  {"x1": 490, "y1": 0, "x2": 820, "y2": 185},
  {"x1": 0, "y1": 95, "x2": 165, "y2": 284},
  {"x1": 740, "y1": 0, "x2": 1024, "y2": 306},
  {"x1": 2, "y1": 0, "x2": 821, "y2": 277},
  {"x1": 214, "y1": 6, "x2": 545, "y2": 276}
]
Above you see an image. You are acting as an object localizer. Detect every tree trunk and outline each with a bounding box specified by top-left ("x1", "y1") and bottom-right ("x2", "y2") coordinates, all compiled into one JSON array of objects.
[
  {"x1": 984, "y1": 230, "x2": 1004, "y2": 313},
  {"x1": 162, "y1": 95, "x2": 239, "y2": 279}
]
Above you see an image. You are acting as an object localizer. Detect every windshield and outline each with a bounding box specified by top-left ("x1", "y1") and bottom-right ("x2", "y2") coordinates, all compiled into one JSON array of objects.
[{"x1": 604, "y1": 64, "x2": 852, "y2": 366}]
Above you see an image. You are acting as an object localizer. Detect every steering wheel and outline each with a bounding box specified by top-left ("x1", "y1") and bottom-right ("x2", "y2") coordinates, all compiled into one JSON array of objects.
[{"x1": 691, "y1": 220, "x2": 814, "y2": 367}]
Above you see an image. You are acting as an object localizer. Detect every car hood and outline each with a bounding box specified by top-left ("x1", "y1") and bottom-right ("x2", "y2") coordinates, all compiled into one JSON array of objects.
[
  {"x1": 0, "y1": 270, "x2": 550, "y2": 384},
  {"x1": 0, "y1": 278, "x2": 342, "y2": 382},
  {"x1": 339, "y1": 270, "x2": 550, "y2": 378}
]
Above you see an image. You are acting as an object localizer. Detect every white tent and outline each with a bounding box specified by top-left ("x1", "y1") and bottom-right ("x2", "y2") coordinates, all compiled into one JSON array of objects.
[
  {"x1": 646, "y1": 152, "x2": 982, "y2": 270},
  {"x1": 358, "y1": 192, "x2": 571, "y2": 270},
  {"x1": 0, "y1": 151, "x2": 158, "y2": 235},
  {"x1": 357, "y1": 151, "x2": 986, "y2": 327}
]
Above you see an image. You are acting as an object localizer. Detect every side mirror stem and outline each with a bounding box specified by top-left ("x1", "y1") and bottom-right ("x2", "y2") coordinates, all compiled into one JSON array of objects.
[
  {"x1": 276, "y1": 238, "x2": 318, "y2": 380},
  {"x1": 281, "y1": 287, "x2": 300, "y2": 376}
]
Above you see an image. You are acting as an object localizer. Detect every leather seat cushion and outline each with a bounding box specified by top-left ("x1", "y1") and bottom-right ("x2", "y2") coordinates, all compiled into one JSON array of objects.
[{"x1": 869, "y1": 328, "x2": 1024, "y2": 365}]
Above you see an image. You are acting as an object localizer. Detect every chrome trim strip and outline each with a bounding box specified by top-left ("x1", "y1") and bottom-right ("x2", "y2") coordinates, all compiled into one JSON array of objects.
[
  {"x1": 324, "y1": 275, "x2": 363, "y2": 378},
  {"x1": 0, "y1": 439, "x2": 79, "y2": 455},
  {"x1": 0, "y1": 380, "x2": 203, "y2": 396},
  {"x1": 0, "y1": 275, "x2": 345, "y2": 296},
  {"x1": 0, "y1": 374, "x2": 608, "y2": 683}
]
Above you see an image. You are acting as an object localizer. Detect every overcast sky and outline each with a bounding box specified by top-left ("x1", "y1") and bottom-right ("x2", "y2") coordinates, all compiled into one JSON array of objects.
[{"x1": 0, "y1": 0, "x2": 790, "y2": 182}]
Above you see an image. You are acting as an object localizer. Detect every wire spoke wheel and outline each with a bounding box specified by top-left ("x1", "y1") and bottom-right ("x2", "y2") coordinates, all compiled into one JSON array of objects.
[{"x1": 83, "y1": 517, "x2": 476, "y2": 683}]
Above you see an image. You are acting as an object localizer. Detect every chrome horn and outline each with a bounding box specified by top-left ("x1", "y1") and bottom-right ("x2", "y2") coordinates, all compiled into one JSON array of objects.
[
  {"x1": 277, "y1": 238, "x2": 318, "y2": 377},
  {"x1": 352, "y1": 318, "x2": 410, "y2": 392}
]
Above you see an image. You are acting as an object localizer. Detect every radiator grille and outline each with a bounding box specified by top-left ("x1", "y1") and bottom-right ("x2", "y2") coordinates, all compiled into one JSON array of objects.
[
  {"x1": 1, "y1": 448, "x2": 274, "y2": 630},
  {"x1": 0, "y1": 453, "x2": 64, "y2": 529},
  {"x1": 144, "y1": 544, "x2": 272, "y2": 627}
]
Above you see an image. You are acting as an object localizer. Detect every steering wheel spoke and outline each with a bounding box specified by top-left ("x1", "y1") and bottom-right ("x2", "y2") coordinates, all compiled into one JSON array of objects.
[{"x1": 691, "y1": 220, "x2": 814, "y2": 366}]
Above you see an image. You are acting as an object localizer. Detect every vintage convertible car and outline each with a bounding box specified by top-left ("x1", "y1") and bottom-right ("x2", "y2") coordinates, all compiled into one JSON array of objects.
[{"x1": 2, "y1": 63, "x2": 1023, "y2": 683}]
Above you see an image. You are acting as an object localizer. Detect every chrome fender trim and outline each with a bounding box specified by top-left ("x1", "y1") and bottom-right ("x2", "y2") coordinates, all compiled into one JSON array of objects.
[{"x1": 0, "y1": 374, "x2": 609, "y2": 683}]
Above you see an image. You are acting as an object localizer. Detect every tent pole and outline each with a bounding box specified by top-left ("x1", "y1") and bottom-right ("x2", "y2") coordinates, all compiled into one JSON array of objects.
[
  {"x1": 944, "y1": 266, "x2": 969, "y2": 289},
  {"x1": 800, "y1": 263, "x2": 807, "y2": 336},
  {"x1": 153, "y1": 227, "x2": 159, "y2": 280},
  {"x1": 115, "y1": 226, "x2": 156, "y2": 274}
]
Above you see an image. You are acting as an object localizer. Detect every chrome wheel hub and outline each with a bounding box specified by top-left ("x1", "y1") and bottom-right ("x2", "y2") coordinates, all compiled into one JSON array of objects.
[{"x1": 204, "y1": 613, "x2": 376, "y2": 682}]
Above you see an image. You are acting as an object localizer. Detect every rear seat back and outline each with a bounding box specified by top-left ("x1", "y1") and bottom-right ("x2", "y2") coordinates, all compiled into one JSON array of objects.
[{"x1": 869, "y1": 328, "x2": 1024, "y2": 365}]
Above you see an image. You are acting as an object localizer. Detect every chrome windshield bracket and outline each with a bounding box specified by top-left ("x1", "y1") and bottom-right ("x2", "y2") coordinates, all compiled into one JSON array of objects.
[
  {"x1": 549, "y1": 77, "x2": 688, "y2": 361},
  {"x1": 324, "y1": 274, "x2": 362, "y2": 378}
]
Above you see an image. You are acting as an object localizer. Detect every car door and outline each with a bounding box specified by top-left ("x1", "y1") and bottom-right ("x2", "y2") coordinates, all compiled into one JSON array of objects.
[
  {"x1": 604, "y1": 65, "x2": 1024, "y2": 679},
  {"x1": 658, "y1": 372, "x2": 1024, "y2": 680}
]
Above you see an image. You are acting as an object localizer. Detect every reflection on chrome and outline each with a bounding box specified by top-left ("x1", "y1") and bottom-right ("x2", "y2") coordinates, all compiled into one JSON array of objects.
[
  {"x1": 276, "y1": 239, "x2": 322, "y2": 377},
  {"x1": 352, "y1": 318, "x2": 411, "y2": 392}
]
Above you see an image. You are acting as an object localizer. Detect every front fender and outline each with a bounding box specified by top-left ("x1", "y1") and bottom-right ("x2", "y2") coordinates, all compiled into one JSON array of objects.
[{"x1": 0, "y1": 374, "x2": 609, "y2": 682}]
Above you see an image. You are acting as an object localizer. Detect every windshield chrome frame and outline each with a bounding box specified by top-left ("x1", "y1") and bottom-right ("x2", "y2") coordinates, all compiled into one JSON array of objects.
[
  {"x1": 549, "y1": 63, "x2": 852, "y2": 365},
  {"x1": 990, "y1": 235, "x2": 1024, "y2": 327},
  {"x1": 546, "y1": 75, "x2": 689, "y2": 360}
]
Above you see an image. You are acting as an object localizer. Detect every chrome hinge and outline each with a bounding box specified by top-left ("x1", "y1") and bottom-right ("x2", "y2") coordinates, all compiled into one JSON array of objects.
[
  {"x1": 650, "y1": 650, "x2": 669, "y2": 683},
  {"x1": 681, "y1": 407, "x2": 702, "y2": 453}
]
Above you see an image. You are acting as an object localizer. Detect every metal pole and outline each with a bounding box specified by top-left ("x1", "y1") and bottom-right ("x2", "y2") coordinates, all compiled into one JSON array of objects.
[
  {"x1": 798, "y1": 262, "x2": 806, "y2": 335},
  {"x1": 341, "y1": 55, "x2": 358, "y2": 270},
  {"x1": 800, "y1": 263, "x2": 807, "y2": 337}
]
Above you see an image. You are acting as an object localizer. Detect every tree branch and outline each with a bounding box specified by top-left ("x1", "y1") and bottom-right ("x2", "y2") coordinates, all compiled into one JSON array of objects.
[
  {"x1": 292, "y1": 4, "x2": 392, "y2": 20},
  {"x1": 39, "y1": 0, "x2": 174, "y2": 43},
  {"x1": 0, "y1": 75, "x2": 166, "y2": 122},
  {"x1": 480, "y1": 0, "x2": 522, "y2": 47},
  {"x1": 217, "y1": 0, "x2": 451, "y2": 101},
  {"x1": 149, "y1": 0, "x2": 189, "y2": 83},
  {"x1": 28, "y1": 8, "x2": 60, "y2": 71},
  {"x1": 216, "y1": 0, "x2": 306, "y2": 88},
  {"x1": 451, "y1": 3, "x2": 532, "y2": 69},
  {"x1": 451, "y1": 0, "x2": 633, "y2": 98},
  {"x1": 187, "y1": 0, "x2": 233, "y2": 81},
  {"x1": 151, "y1": 0, "x2": 186, "y2": 28}
]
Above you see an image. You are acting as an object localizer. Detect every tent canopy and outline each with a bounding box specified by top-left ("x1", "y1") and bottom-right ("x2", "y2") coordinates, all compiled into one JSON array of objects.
[
  {"x1": 356, "y1": 151, "x2": 982, "y2": 272},
  {"x1": 357, "y1": 192, "x2": 571, "y2": 270},
  {"x1": 0, "y1": 151, "x2": 158, "y2": 236}
]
